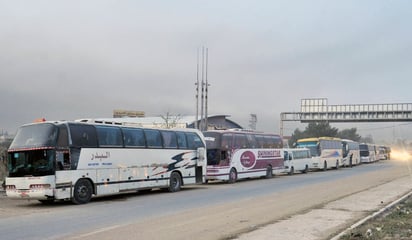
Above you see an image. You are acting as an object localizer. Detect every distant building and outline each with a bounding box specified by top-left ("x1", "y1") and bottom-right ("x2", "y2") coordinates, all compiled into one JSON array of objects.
[
  {"x1": 77, "y1": 114, "x2": 243, "y2": 130},
  {"x1": 113, "y1": 109, "x2": 145, "y2": 118}
]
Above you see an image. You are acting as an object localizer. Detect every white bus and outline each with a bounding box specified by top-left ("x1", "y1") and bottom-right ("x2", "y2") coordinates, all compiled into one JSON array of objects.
[
  {"x1": 379, "y1": 146, "x2": 391, "y2": 160},
  {"x1": 359, "y1": 143, "x2": 377, "y2": 163},
  {"x1": 283, "y1": 148, "x2": 312, "y2": 175},
  {"x1": 341, "y1": 139, "x2": 360, "y2": 167},
  {"x1": 378, "y1": 145, "x2": 390, "y2": 160},
  {"x1": 5, "y1": 121, "x2": 206, "y2": 204},
  {"x1": 295, "y1": 137, "x2": 343, "y2": 170},
  {"x1": 204, "y1": 129, "x2": 284, "y2": 183}
]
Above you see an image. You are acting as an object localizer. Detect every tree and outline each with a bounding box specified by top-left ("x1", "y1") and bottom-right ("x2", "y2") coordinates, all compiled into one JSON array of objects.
[
  {"x1": 360, "y1": 135, "x2": 374, "y2": 144},
  {"x1": 304, "y1": 122, "x2": 338, "y2": 138},
  {"x1": 337, "y1": 128, "x2": 361, "y2": 142},
  {"x1": 158, "y1": 112, "x2": 182, "y2": 129},
  {"x1": 288, "y1": 121, "x2": 361, "y2": 146}
]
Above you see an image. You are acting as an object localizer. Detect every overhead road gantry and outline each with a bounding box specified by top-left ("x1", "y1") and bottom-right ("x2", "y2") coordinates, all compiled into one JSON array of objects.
[{"x1": 280, "y1": 98, "x2": 412, "y2": 136}]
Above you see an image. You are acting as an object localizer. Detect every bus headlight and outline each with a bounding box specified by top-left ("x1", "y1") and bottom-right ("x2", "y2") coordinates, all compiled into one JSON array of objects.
[{"x1": 6, "y1": 185, "x2": 16, "y2": 191}]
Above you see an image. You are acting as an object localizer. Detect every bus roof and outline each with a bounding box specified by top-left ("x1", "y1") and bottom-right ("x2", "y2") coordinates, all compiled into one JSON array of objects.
[
  {"x1": 283, "y1": 148, "x2": 310, "y2": 152},
  {"x1": 204, "y1": 129, "x2": 280, "y2": 136},
  {"x1": 19, "y1": 121, "x2": 204, "y2": 134},
  {"x1": 297, "y1": 137, "x2": 341, "y2": 142}
]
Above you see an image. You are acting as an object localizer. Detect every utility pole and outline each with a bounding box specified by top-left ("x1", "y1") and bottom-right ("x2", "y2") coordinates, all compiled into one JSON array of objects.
[
  {"x1": 195, "y1": 49, "x2": 200, "y2": 130},
  {"x1": 200, "y1": 47, "x2": 204, "y2": 131},
  {"x1": 205, "y1": 48, "x2": 209, "y2": 131},
  {"x1": 195, "y1": 46, "x2": 209, "y2": 131}
]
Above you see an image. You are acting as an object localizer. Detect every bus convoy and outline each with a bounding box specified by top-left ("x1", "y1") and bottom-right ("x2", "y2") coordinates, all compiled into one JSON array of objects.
[{"x1": 4, "y1": 121, "x2": 391, "y2": 204}]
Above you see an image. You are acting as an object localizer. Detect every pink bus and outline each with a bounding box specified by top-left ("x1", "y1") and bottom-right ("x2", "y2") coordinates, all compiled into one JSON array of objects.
[{"x1": 204, "y1": 129, "x2": 284, "y2": 183}]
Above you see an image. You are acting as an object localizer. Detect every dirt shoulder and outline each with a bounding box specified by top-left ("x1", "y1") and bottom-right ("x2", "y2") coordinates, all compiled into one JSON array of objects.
[
  {"x1": 338, "y1": 194, "x2": 412, "y2": 239},
  {"x1": 236, "y1": 172, "x2": 412, "y2": 240},
  {"x1": 65, "y1": 161, "x2": 411, "y2": 240}
]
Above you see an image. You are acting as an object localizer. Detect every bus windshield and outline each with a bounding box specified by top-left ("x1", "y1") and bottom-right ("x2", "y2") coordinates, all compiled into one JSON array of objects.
[
  {"x1": 8, "y1": 149, "x2": 55, "y2": 177},
  {"x1": 9, "y1": 123, "x2": 58, "y2": 149},
  {"x1": 296, "y1": 141, "x2": 319, "y2": 157},
  {"x1": 8, "y1": 123, "x2": 58, "y2": 177},
  {"x1": 359, "y1": 144, "x2": 369, "y2": 151}
]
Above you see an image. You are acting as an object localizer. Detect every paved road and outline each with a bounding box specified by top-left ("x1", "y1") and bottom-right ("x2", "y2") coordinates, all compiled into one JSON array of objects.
[{"x1": 0, "y1": 160, "x2": 409, "y2": 240}]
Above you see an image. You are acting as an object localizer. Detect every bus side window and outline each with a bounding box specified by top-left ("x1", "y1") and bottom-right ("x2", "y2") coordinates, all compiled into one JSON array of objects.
[
  {"x1": 68, "y1": 124, "x2": 98, "y2": 147},
  {"x1": 123, "y1": 128, "x2": 146, "y2": 148},
  {"x1": 234, "y1": 134, "x2": 248, "y2": 149},
  {"x1": 96, "y1": 126, "x2": 123, "y2": 147},
  {"x1": 255, "y1": 135, "x2": 265, "y2": 148},
  {"x1": 246, "y1": 134, "x2": 258, "y2": 148},
  {"x1": 186, "y1": 132, "x2": 204, "y2": 150},
  {"x1": 221, "y1": 134, "x2": 233, "y2": 150},
  {"x1": 144, "y1": 129, "x2": 163, "y2": 148},
  {"x1": 161, "y1": 131, "x2": 178, "y2": 149},
  {"x1": 176, "y1": 132, "x2": 188, "y2": 149}
]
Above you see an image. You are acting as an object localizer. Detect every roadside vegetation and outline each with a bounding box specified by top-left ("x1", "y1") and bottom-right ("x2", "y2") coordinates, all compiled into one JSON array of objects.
[
  {"x1": 339, "y1": 196, "x2": 412, "y2": 239},
  {"x1": 288, "y1": 121, "x2": 367, "y2": 147}
]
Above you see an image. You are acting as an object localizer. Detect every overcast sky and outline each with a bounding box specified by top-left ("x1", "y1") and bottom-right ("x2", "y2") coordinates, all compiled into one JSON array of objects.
[{"x1": 1, "y1": 1, "x2": 411, "y2": 142}]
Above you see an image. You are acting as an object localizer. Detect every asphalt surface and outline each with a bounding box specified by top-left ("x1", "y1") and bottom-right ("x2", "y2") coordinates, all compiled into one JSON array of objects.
[{"x1": 1, "y1": 160, "x2": 411, "y2": 240}]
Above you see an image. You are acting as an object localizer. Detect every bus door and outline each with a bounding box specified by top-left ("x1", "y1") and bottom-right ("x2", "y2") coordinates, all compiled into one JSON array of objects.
[
  {"x1": 196, "y1": 147, "x2": 206, "y2": 183},
  {"x1": 283, "y1": 150, "x2": 292, "y2": 172}
]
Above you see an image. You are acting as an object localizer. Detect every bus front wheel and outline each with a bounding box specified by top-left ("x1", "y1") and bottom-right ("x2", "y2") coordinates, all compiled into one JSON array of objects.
[
  {"x1": 228, "y1": 168, "x2": 237, "y2": 183},
  {"x1": 289, "y1": 166, "x2": 294, "y2": 175},
  {"x1": 72, "y1": 179, "x2": 93, "y2": 204},
  {"x1": 323, "y1": 161, "x2": 327, "y2": 171},
  {"x1": 265, "y1": 165, "x2": 273, "y2": 179},
  {"x1": 168, "y1": 172, "x2": 182, "y2": 192},
  {"x1": 301, "y1": 165, "x2": 309, "y2": 173}
]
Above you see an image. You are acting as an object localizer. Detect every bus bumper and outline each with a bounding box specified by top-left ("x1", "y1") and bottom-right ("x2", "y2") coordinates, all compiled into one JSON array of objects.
[
  {"x1": 5, "y1": 176, "x2": 55, "y2": 200},
  {"x1": 6, "y1": 188, "x2": 54, "y2": 200}
]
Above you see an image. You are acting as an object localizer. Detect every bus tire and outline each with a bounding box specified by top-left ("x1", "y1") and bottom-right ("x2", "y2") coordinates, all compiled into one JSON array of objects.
[
  {"x1": 228, "y1": 168, "x2": 237, "y2": 183},
  {"x1": 265, "y1": 166, "x2": 273, "y2": 179},
  {"x1": 289, "y1": 166, "x2": 294, "y2": 175},
  {"x1": 168, "y1": 172, "x2": 182, "y2": 192},
  {"x1": 323, "y1": 161, "x2": 327, "y2": 171},
  {"x1": 72, "y1": 179, "x2": 93, "y2": 204},
  {"x1": 302, "y1": 165, "x2": 309, "y2": 173}
]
